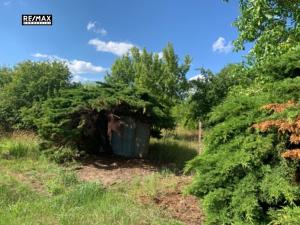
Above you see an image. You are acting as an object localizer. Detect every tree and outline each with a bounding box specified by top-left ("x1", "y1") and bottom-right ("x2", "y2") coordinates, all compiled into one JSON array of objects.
[
  {"x1": 106, "y1": 43, "x2": 191, "y2": 108},
  {"x1": 251, "y1": 44, "x2": 300, "y2": 82},
  {"x1": 180, "y1": 64, "x2": 245, "y2": 128},
  {"x1": 0, "y1": 68, "x2": 12, "y2": 88},
  {"x1": 0, "y1": 61, "x2": 71, "y2": 130},
  {"x1": 226, "y1": 0, "x2": 300, "y2": 62}
]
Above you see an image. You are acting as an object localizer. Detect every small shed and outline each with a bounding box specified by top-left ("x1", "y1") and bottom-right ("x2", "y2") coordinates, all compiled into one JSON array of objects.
[{"x1": 108, "y1": 114, "x2": 150, "y2": 158}]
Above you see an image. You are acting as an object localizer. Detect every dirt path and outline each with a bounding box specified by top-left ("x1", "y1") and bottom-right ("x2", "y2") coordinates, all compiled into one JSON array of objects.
[
  {"x1": 76, "y1": 156, "x2": 203, "y2": 225},
  {"x1": 77, "y1": 156, "x2": 158, "y2": 185}
]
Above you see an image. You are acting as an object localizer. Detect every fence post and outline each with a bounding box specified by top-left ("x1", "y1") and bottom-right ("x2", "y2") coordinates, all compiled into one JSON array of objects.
[{"x1": 198, "y1": 121, "x2": 202, "y2": 153}]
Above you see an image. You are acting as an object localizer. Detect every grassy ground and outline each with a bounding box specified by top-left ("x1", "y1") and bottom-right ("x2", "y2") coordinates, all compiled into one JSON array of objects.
[
  {"x1": 148, "y1": 127, "x2": 200, "y2": 171},
  {"x1": 0, "y1": 133, "x2": 185, "y2": 225},
  {"x1": 0, "y1": 128, "x2": 201, "y2": 225}
]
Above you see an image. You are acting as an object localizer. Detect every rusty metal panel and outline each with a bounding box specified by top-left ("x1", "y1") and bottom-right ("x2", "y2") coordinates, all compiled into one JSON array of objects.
[
  {"x1": 134, "y1": 120, "x2": 150, "y2": 157},
  {"x1": 111, "y1": 116, "x2": 150, "y2": 157}
]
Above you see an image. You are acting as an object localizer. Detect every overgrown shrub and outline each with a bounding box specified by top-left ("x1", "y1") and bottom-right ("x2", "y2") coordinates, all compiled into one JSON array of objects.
[
  {"x1": 34, "y1": 83, "x2": 173, "y2": 156},
  {"x1": 41, "y1": 145, "x2": 80, "y2": 164},
  {"x1": 186, "y1": 77, "x2": 300, "y2": 224},
  {"x1": 269, "y1": 206, "x2": 300, "y2": 224}
]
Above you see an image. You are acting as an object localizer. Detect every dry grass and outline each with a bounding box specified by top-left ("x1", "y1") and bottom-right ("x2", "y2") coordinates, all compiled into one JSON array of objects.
[{"x1": 148, "y1": 127, "x2": 200, "y2": 171}]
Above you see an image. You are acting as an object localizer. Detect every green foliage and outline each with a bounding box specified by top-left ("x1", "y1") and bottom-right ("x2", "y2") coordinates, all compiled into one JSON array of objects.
[
  {"x1": 171, "y1": 101, "x2": 195, "y2": 128},
  {"x1": 0, "y1": 67, "x2": 12, "y2": 88},
  {"x1": 0, "y1": 61, "x2": 71, "y2": 130},
  {"x1": 34, "y1": 83, "x2": 174, "y2": 155},
  {"x1": 269, "y1": 206, "x2": 300, "y2": 225},
  {"x1": 33, "y1": 85, "x2": 104, "y2": 153},
  {"x1": 226, "y1": 0, "x2": 300, "y2": 62},
  {"x1": 181, "y1": 64, "x2": 246, "y2": 128},
  {"x1": 187, "y1": 76, "x2": 300, "y2": 224},
  {"x1": 249, "y1": 45, "x2": 300, "y2": 82},
  {"x1": 106, "y1": 43, "x2": 191, "y2": 107},
  {"x1": 42, "y1": 145, "x2": 80, "y2": 164}
]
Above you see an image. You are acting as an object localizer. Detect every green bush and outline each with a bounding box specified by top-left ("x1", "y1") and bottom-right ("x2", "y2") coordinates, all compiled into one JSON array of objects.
[
  {"x1": 186, "y1": 77, "x2": 300, "y2": 224},
  {"x1": 269, "y1": 206, "x2": 300, "y2": 225},
  {"x1": 40, "y1": 144, "x2": 80, "y2": 164}
]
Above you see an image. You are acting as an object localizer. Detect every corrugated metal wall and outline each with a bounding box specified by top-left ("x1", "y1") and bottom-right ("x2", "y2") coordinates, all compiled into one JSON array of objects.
[{"x1": 111, "y1": 116, "x2": 150, "y2": 157}]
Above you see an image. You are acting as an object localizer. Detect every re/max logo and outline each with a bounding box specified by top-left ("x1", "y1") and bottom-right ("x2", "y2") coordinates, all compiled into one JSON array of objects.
[{"x1": 22, "y1": 14, "x2": 52, "y2": 25}]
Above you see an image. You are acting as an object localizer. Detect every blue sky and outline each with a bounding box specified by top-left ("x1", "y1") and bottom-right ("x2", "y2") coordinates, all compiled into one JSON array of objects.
[{"x1": 0, "y1": 0, "x2": 250, "y2": 82}]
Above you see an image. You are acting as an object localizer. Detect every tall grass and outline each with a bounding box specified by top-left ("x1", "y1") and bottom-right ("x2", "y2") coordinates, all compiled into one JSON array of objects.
[
  {"x1": 148, "y1": 127, "x2": 199, "y2": 171},
  {"x1": 0, "y1": 132, "x2": 40, "y2": 159}
]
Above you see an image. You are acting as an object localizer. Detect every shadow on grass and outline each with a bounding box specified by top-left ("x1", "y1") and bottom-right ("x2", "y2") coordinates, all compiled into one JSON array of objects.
[{"x1": 147, "y1": 139, "x2": 198, "y2": 172}]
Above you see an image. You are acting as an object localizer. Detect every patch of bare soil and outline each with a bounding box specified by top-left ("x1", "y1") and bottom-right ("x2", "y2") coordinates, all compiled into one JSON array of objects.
[
  {"x1": 0, "y1": 167, "x2": 48, "y2": 195},
  {"x1": 141, "y1": 177, "x2": 203, "y2": 225},
  {"x1": 77, "y1": 155, "x2": 159, "y2": 186},
  {"x1": 14, "y1": 172, "x2": 47, "y2": 194},
  {"x1": 76, "y1": 156, "x2": 203, "y2": 225}
]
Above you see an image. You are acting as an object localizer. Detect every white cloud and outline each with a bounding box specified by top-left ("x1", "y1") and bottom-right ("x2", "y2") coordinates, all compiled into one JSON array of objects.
[
  {"x1": 32, "y1": 53, "x2": 49, "y2": 58},
  {"x1": 88, "y1": 39, "x2": 162, "y2": 59},
  {"x1": 212, "y1": 37, "x2": 233, "y2": 54},
  {"x1": 88, "y1": 38, "x2": 135, "y2": 56},
  {"x1": 87, "y1": 21, "x2": 107, "y2": 36},
  {"x1": 68, "y1": 59, "x2": 105, "y2": 74},
  {"x1": 72, "y1": 74, "x2": 89, "y2": 83},
  {"x1": 188, "y1": 74, "x2": 205, "y2": 81},
  {"x1": 32, "y1": 53, "x2": 106, "y2": 82},
  {"x1": 87, "y1": 21, "x2": 96, "y2": 31},
  {"x1": 31, "y1": 53, "x2": 64, "y2": 62},
  {"x1": 158, "y1": 52, "x2": 163, "y2": 59}
]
